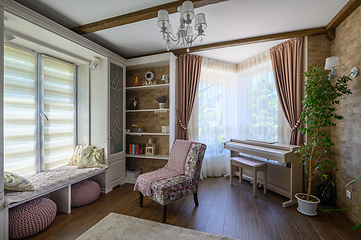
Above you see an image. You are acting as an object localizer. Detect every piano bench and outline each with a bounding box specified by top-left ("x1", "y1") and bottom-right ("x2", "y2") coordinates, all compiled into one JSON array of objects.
[{"x1": 230, "y1": 156, "x2": 268, "y2": 197}]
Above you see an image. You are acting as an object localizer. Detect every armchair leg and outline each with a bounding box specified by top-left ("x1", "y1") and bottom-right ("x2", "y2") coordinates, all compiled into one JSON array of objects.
[
  {"x1": 162, "y1": 205, "x2": 167, "y2": 223},
  {"x1": 139, "y1": 192, "x2": 143, "y2": 207},
  {"x1": 193, "y1": 192, "x2": 199, "y2": 206}
]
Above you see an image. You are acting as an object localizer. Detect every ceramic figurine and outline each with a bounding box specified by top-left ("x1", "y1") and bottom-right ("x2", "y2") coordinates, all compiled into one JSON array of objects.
[{"x1": 130, "y1": 97, "x2": 137, "y2": 110}]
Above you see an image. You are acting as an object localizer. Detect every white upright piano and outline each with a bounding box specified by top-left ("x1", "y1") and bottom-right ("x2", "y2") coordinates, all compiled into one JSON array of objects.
[{"x1": 224, "y1": 139, "x2": 302, "y2": 207}]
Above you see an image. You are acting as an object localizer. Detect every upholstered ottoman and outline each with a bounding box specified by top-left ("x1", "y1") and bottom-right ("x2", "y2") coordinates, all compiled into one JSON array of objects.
[
  {"x1": 71, "y1": 180, "x2": 100, "y2": 207},
  {"x1": 9, "y1": 198, "x2": 57, "y2": 239}
]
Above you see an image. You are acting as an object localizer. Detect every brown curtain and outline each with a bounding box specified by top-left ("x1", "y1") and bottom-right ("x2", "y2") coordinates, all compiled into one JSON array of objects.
[
  {"x1": 270, "y1": 37, "x2": 303, "y2": 145},
  {"x1": 178, "y1": 54, "x2": 202, "y2": 140}
]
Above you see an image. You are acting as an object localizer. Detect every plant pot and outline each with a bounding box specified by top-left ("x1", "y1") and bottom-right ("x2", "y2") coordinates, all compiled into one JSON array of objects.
[
  {"x1": 138, "y1": 128, "x2": 142, "y2": 133},
  {"x1": 159, "y1": 103, "x2": 166, "y2": 109},
  {"x1": 295, "y1": 193, "x2": 321, "y2": 216}
]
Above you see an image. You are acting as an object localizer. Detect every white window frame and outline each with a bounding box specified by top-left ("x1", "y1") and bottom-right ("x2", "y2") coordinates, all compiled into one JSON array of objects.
[{"x1": 4, "y1": 43, "x2": 77, "y2": 174}]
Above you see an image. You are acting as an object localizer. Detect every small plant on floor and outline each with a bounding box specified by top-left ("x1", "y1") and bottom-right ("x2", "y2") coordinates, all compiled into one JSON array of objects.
[
  {"x1": 155, "y1": 94, "x2": 168, "y2": 103},
  {"x1": 323, "y1": 177, "x2": 361, "y2": 229},
  {"x1": 295, "y1": 65, "x2": 352, "y2": 202}
]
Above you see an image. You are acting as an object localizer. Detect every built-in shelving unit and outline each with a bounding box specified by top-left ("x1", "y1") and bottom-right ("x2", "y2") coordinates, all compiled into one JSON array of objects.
[
  {"x1": 126, "y1": 154, "x2": 169, "y2": 160},
  {"x1": 126, "y1": 84, "x2": 169, "y2": 91},
  {"x1": 126, "y1": 109, "x2": 169, "y2": 113},
  {"x1": 126, "y1": 132, "x2": 169, "y2": 136},
  {"x1": 125, "y1": 53, "x2": 177, "y2": 179}
]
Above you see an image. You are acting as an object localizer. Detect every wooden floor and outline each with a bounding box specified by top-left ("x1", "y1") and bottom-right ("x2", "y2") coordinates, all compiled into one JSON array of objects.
[{"x1": 26, "y1": 177, "x2": 361, "y2": 240}]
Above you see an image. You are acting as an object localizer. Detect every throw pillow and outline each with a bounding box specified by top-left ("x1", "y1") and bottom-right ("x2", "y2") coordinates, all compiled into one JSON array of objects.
[
  {"x1": 69, "y1": 145, "x2": 84, "y2": 165},
  {"x1": 77, "y1": 147, "x2": 104, "y2": 169},
  {"x1": 4, "y1": 172, "x2": 35, "y2": 191}
]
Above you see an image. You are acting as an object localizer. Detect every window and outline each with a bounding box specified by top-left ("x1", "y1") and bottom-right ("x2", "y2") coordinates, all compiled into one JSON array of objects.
[
  {"x1": 189, "y1": 52, "x2": 290, "y2": 178},
  {"x1": 4, "y1": 44, "x2": 76, "y2": 175},
  {"x1": 237, "y1": 51, "x2": 287, "y2": 143}
]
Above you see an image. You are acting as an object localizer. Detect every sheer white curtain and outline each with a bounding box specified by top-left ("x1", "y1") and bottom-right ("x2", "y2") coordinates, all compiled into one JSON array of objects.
[
  {"x1": 189, "y1": 58, "x2": 238, "y2": 178},
  {"x1": 189, "y1": 52, "x2": 290, "y2": 178},
  {"x1": 237, "y1": 51, "x2": 290, "y2": 144}
]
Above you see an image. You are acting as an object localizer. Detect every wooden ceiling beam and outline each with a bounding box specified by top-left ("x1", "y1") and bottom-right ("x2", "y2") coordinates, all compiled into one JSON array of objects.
[
  {"x1": 326, "y1": 0, "x2": 361, "y2": 41},
  {"x1": 139, "y1": 27, "x2": 327, "y2": 57},
  {"x1": 71, "y1": 0, "x2": 228, "y2": 35}
]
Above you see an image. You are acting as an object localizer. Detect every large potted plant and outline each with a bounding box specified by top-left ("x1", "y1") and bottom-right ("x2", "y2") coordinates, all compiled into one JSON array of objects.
[{"x1": 295, "y1": 65, "x2": 352, "y2": 216}]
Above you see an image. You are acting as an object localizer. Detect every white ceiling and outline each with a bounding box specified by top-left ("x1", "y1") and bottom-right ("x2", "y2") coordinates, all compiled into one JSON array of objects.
[{"x1": 14, "y1": 0, "x2": 348, "y2": 63}]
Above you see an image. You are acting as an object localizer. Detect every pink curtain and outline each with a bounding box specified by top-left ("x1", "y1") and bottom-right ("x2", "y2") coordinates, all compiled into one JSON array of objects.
[
  {"x1": 178, "y1": 54, "x2": 202, "y2": 140},
  {"x1": 270, "y1": 37, "x2": 303, "y2": 145}
]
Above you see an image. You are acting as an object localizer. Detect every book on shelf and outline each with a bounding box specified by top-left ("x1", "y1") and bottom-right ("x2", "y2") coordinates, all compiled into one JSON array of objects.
[{"x1": 128, "y1": 144, "x2": 145, "y2": 155}]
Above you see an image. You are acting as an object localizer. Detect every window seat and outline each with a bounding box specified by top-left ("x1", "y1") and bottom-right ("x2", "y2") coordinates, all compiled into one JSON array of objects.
[{"x1": 4, "y1": 165, "x2": 107, "y2": 212}]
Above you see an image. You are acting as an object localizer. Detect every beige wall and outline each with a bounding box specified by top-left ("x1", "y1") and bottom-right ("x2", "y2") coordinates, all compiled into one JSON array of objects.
[{"x1": 307, "y1": 5, "x2": 361, "y2": 222}]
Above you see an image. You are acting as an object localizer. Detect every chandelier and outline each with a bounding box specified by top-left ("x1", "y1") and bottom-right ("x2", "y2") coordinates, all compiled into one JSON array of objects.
[{"x1": 157, "y1": 1, "x2": 207, "y2": 52}]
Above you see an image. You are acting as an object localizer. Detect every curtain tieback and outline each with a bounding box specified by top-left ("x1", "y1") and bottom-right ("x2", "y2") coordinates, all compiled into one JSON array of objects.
[
  {"x1": 290, "y1": 109, "x2": 304, "y2": 132},
  {"x1": 290, "y1": 119, "x2": 301, "y2": 132},
  {"x1": 178, "y1": 118, "x2": 187, "y2": 131}
]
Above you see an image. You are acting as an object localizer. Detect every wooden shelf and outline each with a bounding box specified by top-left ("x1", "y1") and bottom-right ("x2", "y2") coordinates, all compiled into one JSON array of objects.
[
  {"x1": 126, "y1": 84, "x2": 169, "y2": 91},
  {"x1": 126, "y1": 154, "x2": 169, "y2": 160},
  {"x1": 126, "y1": 109, "x2": 169, "y2": 113},
  {"x1": 126, "y1": 132, "x2": 169, "y2": 136}
]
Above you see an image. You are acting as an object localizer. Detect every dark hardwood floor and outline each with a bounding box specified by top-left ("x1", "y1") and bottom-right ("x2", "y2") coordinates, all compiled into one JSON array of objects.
[{"x1": 26, "y1": 177, "x2": 361, "y2": 240}]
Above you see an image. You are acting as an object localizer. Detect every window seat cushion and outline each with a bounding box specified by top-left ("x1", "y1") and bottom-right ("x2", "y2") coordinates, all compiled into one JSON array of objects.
[{"x1": 4, "y1": 165, "x2": 107, "y2": 207}]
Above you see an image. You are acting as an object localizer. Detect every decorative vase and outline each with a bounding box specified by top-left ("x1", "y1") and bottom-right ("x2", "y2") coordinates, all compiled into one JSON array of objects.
[
  {"x1": 159, "y1": 103, "x2": 166, "y2": 109},
  {"x1": 295, "y1": 193, "x2": 320, "y2": 216},
  {"x1": 138, "y1": 128, "x2": 142, "y2": 133}
]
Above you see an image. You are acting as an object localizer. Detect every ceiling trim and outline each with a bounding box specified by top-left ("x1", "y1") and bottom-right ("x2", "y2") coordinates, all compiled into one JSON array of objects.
[
  {"x1": 326, "y1": 0, "x2": 361, "y2": 40},
  {"x1": 71, "y1": 0, "x2": 228, "y2": 35},
  {"x1": 134, "y1": 27, "x2": 327, "y2": 58}
]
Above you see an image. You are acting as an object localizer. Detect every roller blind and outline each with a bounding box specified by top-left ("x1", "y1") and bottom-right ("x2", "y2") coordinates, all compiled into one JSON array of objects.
[
  {"x1": 4, "y1": 45, "x2": 37, "y2": 175},
  {"x1": 43, "y1": 56, "x2": 76, "y2": 170},
  {"x1": 4, "y1": 45, "x2": 76, "y2": 175}
]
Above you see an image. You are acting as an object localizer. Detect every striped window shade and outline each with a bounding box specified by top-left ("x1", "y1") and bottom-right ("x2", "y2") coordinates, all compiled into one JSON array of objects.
[
  {"x1": 4, "y1": 45, "x2": 37, "y2": 175},
  {"x1": 42, "y1": 56, "x2": 76, "y2": 170}
]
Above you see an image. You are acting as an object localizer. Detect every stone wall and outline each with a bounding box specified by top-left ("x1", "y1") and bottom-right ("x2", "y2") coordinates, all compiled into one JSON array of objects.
[{"x1": 330, "y1": 5, "x2": 361, "y2": 220}]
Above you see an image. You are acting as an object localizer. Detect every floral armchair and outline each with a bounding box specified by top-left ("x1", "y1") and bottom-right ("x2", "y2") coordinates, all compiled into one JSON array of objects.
[{"x1": 138, "y1": 141, "x2": 206, "y2": 223}]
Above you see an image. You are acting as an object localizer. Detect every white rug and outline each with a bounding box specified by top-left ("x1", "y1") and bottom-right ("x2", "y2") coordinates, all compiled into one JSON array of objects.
[{"x1": 76, "y1": 213, "x2": 236, "y2": 240}]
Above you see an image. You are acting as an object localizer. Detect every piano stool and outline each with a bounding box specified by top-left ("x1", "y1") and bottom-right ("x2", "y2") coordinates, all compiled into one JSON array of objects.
[{"x1": 230, "y1": 156, "x2": 268, "y2": 197}]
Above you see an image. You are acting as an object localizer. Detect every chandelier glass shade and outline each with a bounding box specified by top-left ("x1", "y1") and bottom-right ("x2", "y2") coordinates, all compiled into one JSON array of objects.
[{"x1": 157, "y1": 1, "x2": 207, "y2": 52}]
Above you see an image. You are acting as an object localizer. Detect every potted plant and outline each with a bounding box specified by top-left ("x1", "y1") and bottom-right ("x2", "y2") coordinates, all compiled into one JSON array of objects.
[
  {"x1": 295, "y1": 65, "x2": 352, "y2": 216},
  {"x1": 155, "y1": 94, "x2": 168, "y2": 109}
]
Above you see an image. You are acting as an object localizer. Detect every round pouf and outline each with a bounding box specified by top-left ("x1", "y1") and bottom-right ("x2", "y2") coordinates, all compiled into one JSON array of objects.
[
  {"x1": 71, "y1": 180, "x2": 100, "y2": 207},
  {"x1": 9, "y1": 198, "x2": 57, "y2": 239}
]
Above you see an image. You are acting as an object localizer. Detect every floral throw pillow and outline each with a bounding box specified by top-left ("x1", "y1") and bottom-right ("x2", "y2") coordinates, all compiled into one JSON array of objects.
[
  {"x1": 4, "y1": 172, "x2": 35, "y2": 191},
  {"x1": 77, "y1": 147, "x2": 104, "y2": 169}
]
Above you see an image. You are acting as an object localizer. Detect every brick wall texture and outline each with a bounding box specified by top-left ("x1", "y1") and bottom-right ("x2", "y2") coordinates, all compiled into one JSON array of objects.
[
  {"x1": 308, "y1": 6, "x2": 361, "y2": 220},
  {"x1": 330, "y1": 6, "x2": 361, "y2": 219}
]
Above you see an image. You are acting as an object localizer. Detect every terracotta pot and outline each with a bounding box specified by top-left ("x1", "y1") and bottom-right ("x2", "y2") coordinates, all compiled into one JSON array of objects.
[{"x1": 295, "y1": 193, "x2": 320, "y2": 216}]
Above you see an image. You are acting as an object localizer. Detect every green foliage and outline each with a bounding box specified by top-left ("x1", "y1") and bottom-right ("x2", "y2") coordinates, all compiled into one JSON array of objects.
[{"x1": 295, "y1": 65, "x2": 352, "y2": 200}]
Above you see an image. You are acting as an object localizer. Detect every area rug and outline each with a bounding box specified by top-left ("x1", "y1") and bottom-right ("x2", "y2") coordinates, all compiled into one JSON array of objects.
[{"x1": 76, "y1": 213, "x2": 236, "y2": 240}]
